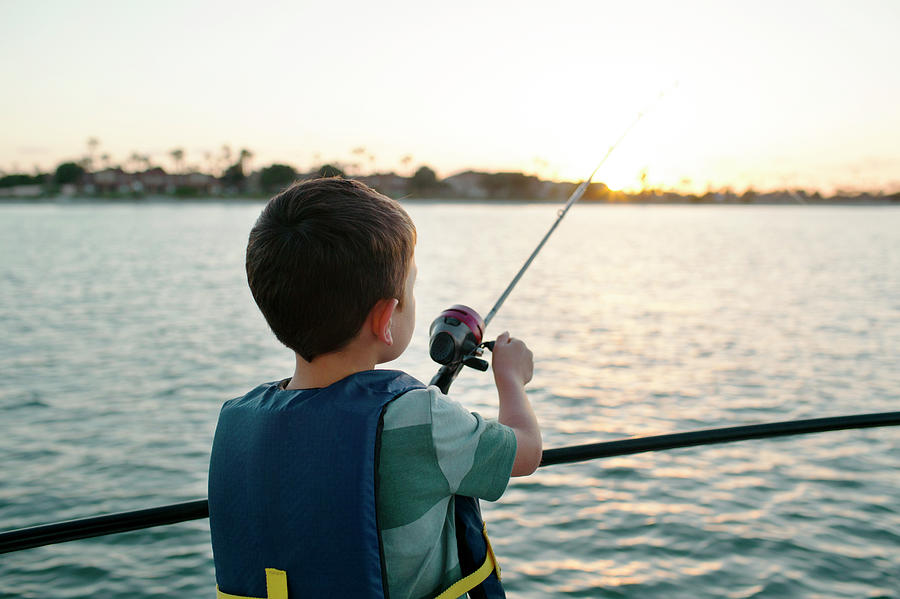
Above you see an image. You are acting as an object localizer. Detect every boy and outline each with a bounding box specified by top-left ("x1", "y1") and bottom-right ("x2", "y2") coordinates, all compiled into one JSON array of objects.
[{"x1": 208, "y1": 178, "x2": 541, "y2": 598}]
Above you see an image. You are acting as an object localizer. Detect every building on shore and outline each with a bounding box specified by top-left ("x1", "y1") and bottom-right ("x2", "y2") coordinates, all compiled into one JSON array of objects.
[{"x1": 82, "y1": 168, "x2": 221, "y2": 195}]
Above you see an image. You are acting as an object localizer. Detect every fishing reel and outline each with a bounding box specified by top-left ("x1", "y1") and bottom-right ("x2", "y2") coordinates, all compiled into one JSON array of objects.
[{"x1": 428, "y1": 304, "x2": 493, "y2": 372}]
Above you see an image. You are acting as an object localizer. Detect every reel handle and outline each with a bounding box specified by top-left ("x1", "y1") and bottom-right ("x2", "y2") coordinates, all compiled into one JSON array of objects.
[
  {"x1": 461, "y1": 340, "x2": 495, "y2": 371},
  {"x1": 462, "y1": 356, "x2": 489, "y2": 371}
]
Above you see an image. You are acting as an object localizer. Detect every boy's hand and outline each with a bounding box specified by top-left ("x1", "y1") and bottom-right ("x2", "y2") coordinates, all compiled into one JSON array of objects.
[
  {"x1": 491, "y1": 331, "x2": 533, "y2": 387},
  {"x1": 490, "y1": 331, "x2": 541, "y2": 476}
]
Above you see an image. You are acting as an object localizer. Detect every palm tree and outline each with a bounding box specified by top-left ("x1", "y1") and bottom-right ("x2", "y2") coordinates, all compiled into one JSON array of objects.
[
  {"x1": 130, "y1": 152, "x2": 143, "y2": 172},
  {"x1": 400, "y1": 154, "x2": 413, "y2": 176},
  {"x1": 351, "y1": 147, "x2": 366, "y2": 176},
  {"x1": 86, "y1": 137, "x2": 100, "y2": 172},
  {"x1": 239, "y1": 148, "x2": 253, "y2": 174},
  {"x1": 169, "y1": 148, "x2": 185, "y2": 174}
]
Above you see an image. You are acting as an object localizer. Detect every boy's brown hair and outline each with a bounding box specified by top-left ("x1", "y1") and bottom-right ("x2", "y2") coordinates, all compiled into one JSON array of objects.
[{"x1": 246, "y1": 178, "x2": 416, "y2": 361}]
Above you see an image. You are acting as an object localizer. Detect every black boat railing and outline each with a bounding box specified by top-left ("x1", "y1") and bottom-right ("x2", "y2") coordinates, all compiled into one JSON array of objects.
[{"x1": 2, "y1": 411, "x2": 898, "y2": 555}]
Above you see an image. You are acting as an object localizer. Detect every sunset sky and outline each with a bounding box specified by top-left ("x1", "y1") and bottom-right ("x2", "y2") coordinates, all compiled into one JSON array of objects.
[{"x1": 1, "y1": 0, "x2": 898, "y2": 194}]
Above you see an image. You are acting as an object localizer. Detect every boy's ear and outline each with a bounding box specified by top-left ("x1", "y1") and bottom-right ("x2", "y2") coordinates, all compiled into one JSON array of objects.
[{"x1": 370, "y1": 298, "x2": 399, "y2": 346}]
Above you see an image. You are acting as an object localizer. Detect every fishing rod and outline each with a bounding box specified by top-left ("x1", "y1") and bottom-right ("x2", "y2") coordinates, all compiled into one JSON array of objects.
[
  {"x1": 2, "y1": 411, "x2": 897, "y2": 554},
  {"x1": 428, "y1": 93, "x2": 667, "y2": 394}
]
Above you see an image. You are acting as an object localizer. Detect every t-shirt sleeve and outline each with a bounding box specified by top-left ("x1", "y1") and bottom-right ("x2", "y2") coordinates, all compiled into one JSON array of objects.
[{"x1": 426, "y1": 386, "x2": 517, "y2": 502}]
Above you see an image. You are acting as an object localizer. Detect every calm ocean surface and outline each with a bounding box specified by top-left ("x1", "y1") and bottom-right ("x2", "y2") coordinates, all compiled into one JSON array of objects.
[{"x1": 1, "y1": 201, "x2": 898, "y2": 598}]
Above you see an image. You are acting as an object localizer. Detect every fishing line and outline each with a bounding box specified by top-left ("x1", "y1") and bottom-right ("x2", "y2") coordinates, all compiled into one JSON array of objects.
[
  {"x1": 428, "y1": 85, "x2": 676, "y2": 392},
  {"x1": 483, "y1": 85, "x2": 676, "y2": 328}
]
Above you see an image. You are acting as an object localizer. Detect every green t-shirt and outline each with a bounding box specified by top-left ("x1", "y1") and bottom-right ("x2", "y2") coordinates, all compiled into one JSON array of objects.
[{"x1": 377, "y1": 386, "x2": 517, "y2": 599}]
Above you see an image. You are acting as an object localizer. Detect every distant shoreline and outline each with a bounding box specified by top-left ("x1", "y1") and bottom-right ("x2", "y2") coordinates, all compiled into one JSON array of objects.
[
  {"x1": 5, "y1": 165, "x2": 899, "y2": 205},
  {"x1": 2, "y1": 195, "x2": 898, "y2": 207}
]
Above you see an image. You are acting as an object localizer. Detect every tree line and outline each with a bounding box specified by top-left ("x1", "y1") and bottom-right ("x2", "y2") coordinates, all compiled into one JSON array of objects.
[{"x1": 2, "y1": 138, "x2": 898, "y2": 203}]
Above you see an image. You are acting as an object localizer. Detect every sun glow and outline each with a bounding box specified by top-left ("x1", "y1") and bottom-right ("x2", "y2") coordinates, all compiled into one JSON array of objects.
[{"x1": 526, "y1": 78, "x2": 712, "y2": 193}]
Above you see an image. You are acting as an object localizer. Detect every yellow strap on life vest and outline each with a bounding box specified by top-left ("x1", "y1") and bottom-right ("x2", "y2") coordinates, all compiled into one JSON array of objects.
[
  {"x1": 216, "y1": 568, "x2": 288, "y2": 599},
  {"x1": 433, "y1": 523, "x2": 501, "y2": 599},
  {"x1": 213, "y1": 525, "x2": 498, "y2": 599}
]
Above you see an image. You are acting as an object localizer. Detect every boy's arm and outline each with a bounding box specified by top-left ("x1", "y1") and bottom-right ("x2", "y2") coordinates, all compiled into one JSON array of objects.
[{"x1": 491, "y1": 332, "x2": 542, "y2": 476}]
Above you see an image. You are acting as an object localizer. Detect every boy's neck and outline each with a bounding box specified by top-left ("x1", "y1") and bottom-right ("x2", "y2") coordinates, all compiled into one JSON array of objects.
[
  {"x1": 284, "y1": 346, "x2": 378, "y2": 390},
  {"x1": 284, "y1": 297, "x2": 405, "y2": 390}
]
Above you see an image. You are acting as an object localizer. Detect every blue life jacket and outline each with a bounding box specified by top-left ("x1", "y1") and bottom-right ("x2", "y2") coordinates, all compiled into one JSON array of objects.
[{"x1": 208, "y1": 369, "x2": 505, "y2": 598}]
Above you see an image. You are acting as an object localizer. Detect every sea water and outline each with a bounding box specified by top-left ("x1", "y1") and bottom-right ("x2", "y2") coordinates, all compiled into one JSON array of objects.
[{"x1": 1, "y1": 201, "x2": 898, "y2": 598}]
